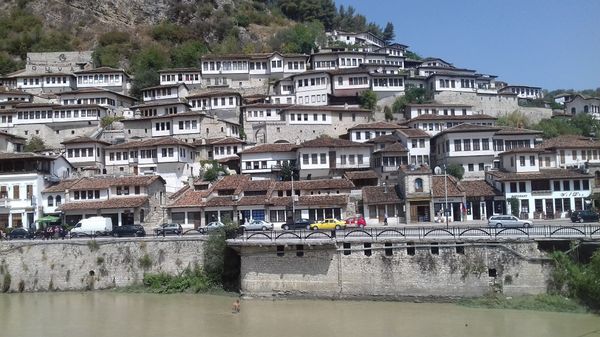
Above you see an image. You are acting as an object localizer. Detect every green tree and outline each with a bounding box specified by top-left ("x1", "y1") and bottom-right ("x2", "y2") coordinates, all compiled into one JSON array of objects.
[
  {"x1": 405, "y1": 50, "x2": 422, "y2": 60},
  {"x1": 279, "y1": 161, "x2": 299, "y2": 181},
  {"x1": 24, "y1": 136, "x2": 46, "y2": 152},
  {"x1": 382, "y1": 22, "x2": 395, "y2": 44},
  {"x1": 570, "y1": 113, "x2": 600, "y2": 137},
  {"x1": 446, "y1": 163, "x2": 464, "y2": 180},
  {"x1": 496, "y1": 110, "x2": 530, "y2": 128},
  {"x1": 383, "y1": 106, "x2": 394, "y2": 121},
  {"x1": 270, "y1": 21, "x2": 325, "y2": 54},
  {"x1": 170, "y1": 41, "x2": 208, "y2": 68},
  {"x1": 359, "y1": 90, "x2": 378, "y2": 110},
  {"x1": 533, "y1": 117, "x2": 583, "y2": 138},
  {"x1": 391, "y1": 87, "x2": 426, "y2": 113},
  {"x1": 0, "y1": 52, "x2": 20, "y2": 75}
]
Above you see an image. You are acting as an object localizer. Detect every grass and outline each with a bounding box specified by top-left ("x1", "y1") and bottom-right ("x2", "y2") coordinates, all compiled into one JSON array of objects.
[{"x1": 458, "y1": 294, "x2": 588, "y2": 313}]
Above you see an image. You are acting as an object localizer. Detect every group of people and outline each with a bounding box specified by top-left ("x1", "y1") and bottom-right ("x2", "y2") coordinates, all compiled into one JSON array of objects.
[{"x1": 42, "y1": 225, "x2": 66, "y2": 240}]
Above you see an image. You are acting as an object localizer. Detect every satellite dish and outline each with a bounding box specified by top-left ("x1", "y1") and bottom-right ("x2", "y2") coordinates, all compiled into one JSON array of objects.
[{"x1": 434, "y1": 166, "x2": 442, "y2": 175}]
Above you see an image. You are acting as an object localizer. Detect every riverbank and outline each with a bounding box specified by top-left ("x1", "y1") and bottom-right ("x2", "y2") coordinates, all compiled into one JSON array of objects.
[{"x1": 458, "y1": 294, "x2": 588, "y2": 313}]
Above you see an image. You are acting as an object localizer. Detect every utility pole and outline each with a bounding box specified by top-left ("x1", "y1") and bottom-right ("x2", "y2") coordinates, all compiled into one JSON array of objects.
[{"x1": 444, "y1": 164, "x2": 449, "y2": 229}]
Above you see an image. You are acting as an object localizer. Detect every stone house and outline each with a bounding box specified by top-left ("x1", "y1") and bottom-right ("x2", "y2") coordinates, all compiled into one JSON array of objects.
[
  {"x1": 73, "y1": 67, "x2": 131, "y2": 94},
  {"x1": 297, "y1": 137, "x2": 372, "y2": 180},
  {"x1": 239, "y1": 143, "x2": 298, "y2": 179},
  {"x1": 61, "y1": 136, "x2": 111, "y2": 176}
]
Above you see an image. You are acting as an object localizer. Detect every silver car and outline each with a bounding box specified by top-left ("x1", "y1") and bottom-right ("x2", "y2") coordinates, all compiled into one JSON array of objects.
[
  {"x1": 199, "y1": 221, "x2": 225, "y2": 234},
  {"x1": 488, "y1": 215, "x2": 532, "y2": 228},
  {"x1": 241, "y1": 219, "x2": 273, "y2": 231}
]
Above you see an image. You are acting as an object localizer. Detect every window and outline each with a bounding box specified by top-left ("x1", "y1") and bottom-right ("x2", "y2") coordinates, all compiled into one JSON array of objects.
[
  {"x1": 302, "y1": 154, "x2": 309, "y2": 165},
  {"x1": 519, "y1": 182, "x2": 526, "y2": 192},
  {"x1": 414, "y1": 178, "x2": 424, "y2": 192},
  {"x1": 311, "y1": 153, "x2": 318, "y2": 164},
  {"x1": 13, "y1": 185, "x2": 19, "y2": 199},
  {"x1": 468, "y1": 163, "x2": 474, "y2": 171},
  {"x1": 320, "y1": 153, "x2": 326, "y2": 164},
  {"x1": 472, "y1": 139, "x2": 480, "y2": 151},
  {"x1": 47, "y1": 196, "x2": 54, "y2": 207},
  {"x1": 519, "y1": 156, "x2": 525, "y2": 167},
  {"x1": 529, "y1": 156, "x2": 535, "y2": 166},
  {"x1": 463, "y1": 139, "x2": 471, "y2": 151},
  {"x1": 454, "y1": 140, "x2": 462, "y2": 151},
  {"x1": 479, "y1": 163, "x2": 484, "y2": 171},
  {"x1": 510, "y1": 182, "x2": 517, "y2": 193},
  {"x1": 55, "y1": 195, "x2": 62, "y2": 206}
]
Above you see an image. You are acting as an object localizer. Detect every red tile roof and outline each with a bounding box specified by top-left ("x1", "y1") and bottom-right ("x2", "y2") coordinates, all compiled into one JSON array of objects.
[
  {"x1": 344, "y1": 170, "x2": 379, "y2": 180},
  {"x1": 58, "y1": 196, "x2": 148, "y2": 211},
  {"x1": 61, "y1": 136, "x2": 111, "y2": 146},
  {"x1": 486, "y1": 169, "x2": 592, "y2": 181},
  {"x1": 396, "y1": 128, "x2": 430, "y2": 138},
  {"x1": 536, "y1": 135, "x2": 600, "y2": 150},
  {"x1": 239, "y1": 143, "x2": 298, "y2": 154},
  {"x1": 459, "y1": 180, "x2": 501, "y2": 197},
  {"x1": 44, "y1": 176, "x2": 164, "y2": 192},
  {"x1": 407, "y1": 114, "x2": 496, "y2": 122},
  {"x1": 107, "y1": 137, "x2": 193, "y2": 149},
  {"x1": 348, "y1": 121, "x2": 406, "y2": 130},
  {"x1": 431, "y1": 175, "x2": 464, "y2": 198},
  {"x1": 362, "y1": 186, "x2": 402, "y2": 204}
]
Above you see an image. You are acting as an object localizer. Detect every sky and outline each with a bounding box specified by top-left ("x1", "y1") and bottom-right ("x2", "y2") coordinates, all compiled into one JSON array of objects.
[{"x1": 335, "y1": 0, "x2": 600, "y2": 91}]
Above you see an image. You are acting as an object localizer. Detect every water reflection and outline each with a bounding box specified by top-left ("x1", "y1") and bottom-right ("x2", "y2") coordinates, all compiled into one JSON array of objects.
[{"x1": 0, "y1": 292, "x2": 598, "y2": 337}]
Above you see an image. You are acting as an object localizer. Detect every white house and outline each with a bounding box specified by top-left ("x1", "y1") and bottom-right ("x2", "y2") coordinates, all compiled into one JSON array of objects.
[
  {"x1": 498, "y1": 85, "x2": 543, "y2": 100},
  {"x1": 395, "y1": 128, "x2": 431, "y2": 166},
  {"x1": 0, "y1": 152, "x2": 73, "y2": 230},
  {"x1": 297, "y1": 137, "x2": 372, "y2": 179},
  {"x1": 239, "y1": 143, "x2": 298, "y2": 179},
  {"x1": 347, "y1": 121, "x2": 405, "y2": 143},
  {"x1": 61, "y1": 136, "x2": 111, "y2": 175},
  {"x1": 141, "y1": 83, "x2": 189, "y2": 102},
  {"x1": 159, "y1": 68, "x2": 202, "y2": 87},
  {"x1": 74, "y1": 67, "x2": 130, "y2": 94}
]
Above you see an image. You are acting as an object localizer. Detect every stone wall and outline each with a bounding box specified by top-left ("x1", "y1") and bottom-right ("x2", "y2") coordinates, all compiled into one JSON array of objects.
[
  {"x1": 6, "y1": 123, "x2": 100, "y2": 149},
  {"x1": 239, "y1": 240, "x2": 551, "y2": 300},
  {"x1": 0, "y1": 238, "x2": 205, "y2": 292}
]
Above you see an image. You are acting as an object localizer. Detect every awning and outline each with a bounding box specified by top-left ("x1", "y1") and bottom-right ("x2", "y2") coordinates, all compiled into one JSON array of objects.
[{"x1": 36, "y1": 215, "x2": 60, "y2": 223}]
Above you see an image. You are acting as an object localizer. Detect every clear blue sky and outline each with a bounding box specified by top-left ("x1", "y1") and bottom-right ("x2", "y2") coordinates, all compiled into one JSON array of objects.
[{"x1": 336, "y1": 0, "x2": 600, "y2": 91}]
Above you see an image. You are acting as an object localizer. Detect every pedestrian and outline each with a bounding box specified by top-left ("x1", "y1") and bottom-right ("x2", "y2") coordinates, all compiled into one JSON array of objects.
[
  {"x1": 384, "y1": 213, "x2": 388, "y2": 226},
  {"x1": 232, "y1": 299, "x2": 240, "y2": 313}
]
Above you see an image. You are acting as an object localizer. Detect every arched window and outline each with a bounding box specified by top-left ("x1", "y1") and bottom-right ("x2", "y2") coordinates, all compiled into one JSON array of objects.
[
  {"x1": 55, "y1": 195, "x2": 62, "y2": 206},
  {"x1": 415, "y1": 178, "x2": 424, "y2": 192},
  {"x1": 571, "y1": 107, "x2": 576, "y2": 115},
  {"x1": 47, "y1": 196, "x2": 54, "y2": 207},
  {"x1": 584, "y1": 105, "x2": 589, "y2": 113}
]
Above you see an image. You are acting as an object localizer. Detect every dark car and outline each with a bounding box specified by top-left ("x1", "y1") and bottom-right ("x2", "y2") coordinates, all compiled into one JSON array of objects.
[
  {"x1": 154, "y1": 223, "x2": 182, "y2": 236},
  {"x1": 113, "y1": 224, "x2": 146, "y2": 237},
  {"x1": 282, "y1": 218, "x2": 313, "y2": 230},
  {"x1": 570, "y1": 210, "x2": 599, "y2": 223},
  {"x1": 8, "y1": 228, "x2": 33, "y2": 240}
]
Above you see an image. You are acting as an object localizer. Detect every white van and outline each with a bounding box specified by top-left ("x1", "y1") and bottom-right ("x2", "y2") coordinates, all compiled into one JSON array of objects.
[{"x1": 70, "y1": 217, "x2": 113, "y2": 237}]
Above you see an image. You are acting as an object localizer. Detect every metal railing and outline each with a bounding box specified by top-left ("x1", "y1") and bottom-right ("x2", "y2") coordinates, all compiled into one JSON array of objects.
[{"x1": 229, "y1": 224, "x2": 600, "y2": 244}]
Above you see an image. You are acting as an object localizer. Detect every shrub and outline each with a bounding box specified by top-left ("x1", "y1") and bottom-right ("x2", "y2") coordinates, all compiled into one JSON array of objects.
[
  {"x1": 142, "y1": 266, "x2": 212, "y2": 293},
  {"x1": 138, "y1": 254, "x2": 153, "y2": 270},
  {"x1": 24, "y1": 136, "x2": 46, "y2": 152},
  {"x1": 87, "y1": 240, "x2": 100, "y2": 252}
]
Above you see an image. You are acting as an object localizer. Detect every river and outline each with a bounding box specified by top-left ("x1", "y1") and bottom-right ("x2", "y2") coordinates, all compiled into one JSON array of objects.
[{"x1": 0, "y1": 292, "x2": 599, "y2": 337}]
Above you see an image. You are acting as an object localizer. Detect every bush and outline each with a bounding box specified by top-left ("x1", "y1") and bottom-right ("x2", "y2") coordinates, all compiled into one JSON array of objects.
[
  {"x1": 142, "y1": 266, "x2": 212, "y2": 293},
  {"x1": 203, "y1": 222, "x2": 239, "y2": 285},
  {"x1": 138, "y1": 254, "x2": 153, "y2": 270},
  {"x1": 446, "y1": 163, "x2": 464, "y2": 180},
  {"x1": 359, "y1": 90, "x2": 377, "y2": 110},
  {"x1": 551, "y1": 251, "x2": 600, "y2": 310},
  {"x1": 24, "y1": 136, "x2": 46, "y2": 152}
]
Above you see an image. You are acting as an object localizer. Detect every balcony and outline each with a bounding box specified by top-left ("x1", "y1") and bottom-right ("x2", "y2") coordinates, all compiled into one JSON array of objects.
[{"x1": 382, "y1": 165, "x2": 399, "y2": 172}]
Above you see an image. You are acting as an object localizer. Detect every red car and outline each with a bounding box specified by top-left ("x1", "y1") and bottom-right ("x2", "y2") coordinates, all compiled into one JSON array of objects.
[{"x1": 345, "y1": 216, "x2": 367, "y2": 228}]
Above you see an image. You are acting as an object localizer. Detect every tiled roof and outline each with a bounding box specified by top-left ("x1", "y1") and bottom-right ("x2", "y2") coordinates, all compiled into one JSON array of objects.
[
  {"x1": 206, "y1": 137, "x2": 245, "y2": 145},
  {"x1": 376, "y1": 142, "x2": 408, "y2": 153},
  {"x1": 158, "y1": 67, "x2": 201, "y2": 73},
  {"x1": 431, "y1": 175, "x2": 464, "y2": 198},
  {"x1": 61, "y1": 136, "x2": 111, "y2": 146},
  {"x1": 58, "y1": 196, "x2": 148, "y2": 211},
  {"x1": 367, "y1": 134, "x2": 399, "y2": 144},
  {"x1": 405, "y1": 103, "x2": 472, "y2": 108},
  {"x1": 495, "y1": 126, "x2": 542, "y2": 135},
  {"x1": 399, "y1": 164, "x2": 431, "y2": 174},
  {"x1": 272, "y1": 178, "x2": 355, "y2": 190},
  {"x1": 239, "y1": 143, "x2": 298, "y2": 154},
  {"x1": 130, "y1": 99, "x2": 190, "y2": 109},
  {"x1": 168, "y1": 189, "x2": 208, "y2": 208},
  {"x1": 498, "y1": 147, "x2": 545, "y2": 155},
  {"x1": 460, "y1": 180, "x2": 501, "y2": 197},
  {"x1": 396, "y1": 128, "x2": 431, "y2": 138},
  {"x1": 407, "y1": 114, "x2": 496, "y2": 122},
  {"x1": 435, "y1": 123, "x2": 501, "y2": 136},
  {"x1": 74, "y1": 67, "x2": 127, "y2": 74},
  {"x1": 42, "y1": 179, "x2": 80, "y2": 193},
  {"x1": 348, "y1": 121, "x2": 405, "y2": 130},
  {"x1": 121, "y1": 111, "x2": 205, "y2": 122},
  {"x1": 241, "y1": 103, "x2": 293, "y2": 109},
  {"x1": 142, "y1": 83, "x2": 187, "y2": 91},
  {"x1": 204, "y1": 196, "x2": 236, "y2": 207},
  {"x1": 297, "y1": 195, "x2": 348, "y2": 206},
  {"x1": 0, "y1": 152, "x2": 55, "y2": 161},
  {"x1": 486, "y1": 169, "x2": 592, "y2": 181},
  {"x1": 57, "y1": 87, "x2": 136, "y2": 99},
  {"x1": 536, "y1": 135, "x2": 600, "y2": 149},
  {"x1": 362, "y1": 186, "x2": 402, "y2": 204},
  {"x1": 107, "y1": 137, "x2": 193, "y2": 149},
  {"x1": 212, "y1": 175, "x2": 250, "y2": 191},
  {"x1": 237, "y1": 196, "x2": 270, "y2": 206},
  {"x1": 243, "y1": 179, "x2": 272, "y2": 191},
  {"x1": 300, "y1": 137, "x2": 371, "y2": 148},
  {"x1": 344, "y1": 170, "x2": 379, "y2": 180}
]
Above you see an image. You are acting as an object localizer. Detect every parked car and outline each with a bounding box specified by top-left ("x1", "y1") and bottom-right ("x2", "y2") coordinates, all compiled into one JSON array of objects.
[
  {"x1": 112, "y1": 224, "x2": 146, "y2": 237},
  {"x1": 199, "y1": 221, "x2": 225, "y2": 234},
  {"x1": 8, "y1": 228, "x2": 33, "y2": 240},
  {"x1": 154, "y1": 223, "x2": 182, "y2": 236},
  {"x1": 70, "y1": 216, "x2": 113, "y2": 237},
  {"x1": 570, "y1": 210, "x2": 599, "y2": 223},
  {"x1": 345, "y1": 216, "x2": 367, "y2": 228},
  {"x1": 488, "y1": 215, "x2": 532, "y2": 228},
  {"x1": 241, "y1": 220, "x2": 273, "y2": 231},
  {"x1": 310, "y1": 218, "x2": 346, "y2": 230},
  {"x1": 282, "y1": 218, "x2": 313, "y2": 230}
]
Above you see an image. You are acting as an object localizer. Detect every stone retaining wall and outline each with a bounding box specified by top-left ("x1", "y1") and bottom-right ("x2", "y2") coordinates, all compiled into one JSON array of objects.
[
  {"x1": 0, "y1": 238, "x2": 205, "y2": 292},
  {"x1": 239, "y1": 241, "x2": 552, "y2": 299}
]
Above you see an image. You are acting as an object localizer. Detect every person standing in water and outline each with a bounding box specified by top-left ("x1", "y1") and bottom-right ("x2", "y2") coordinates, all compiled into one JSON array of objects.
[{"x1": 232, "y1": 299, "x2": 240, "y2": 313}]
